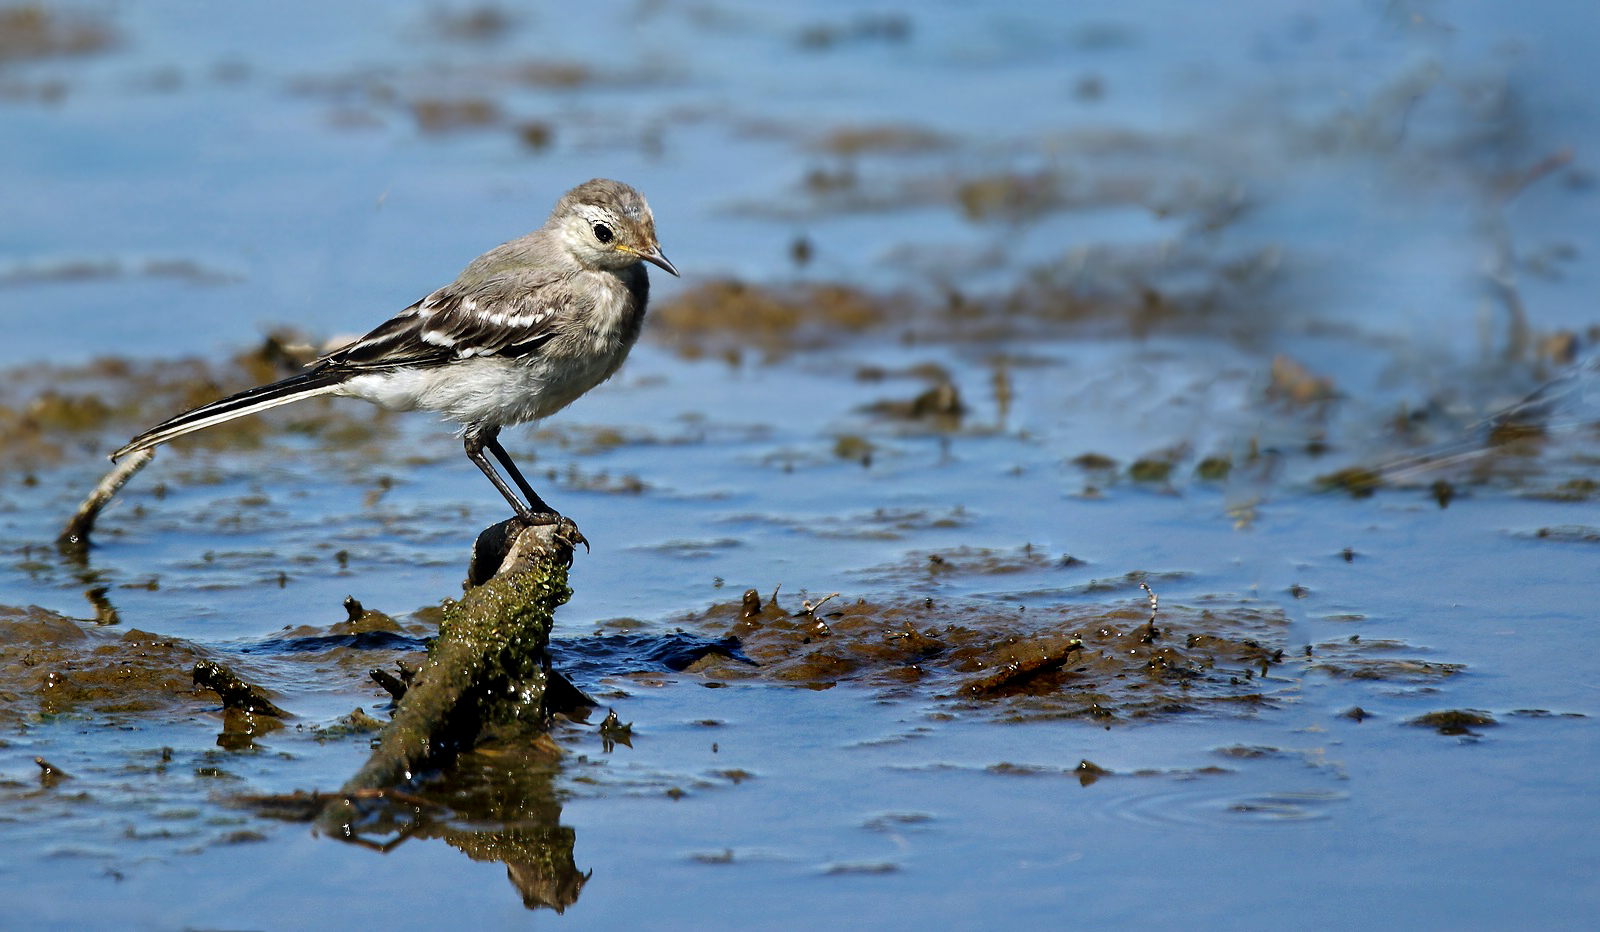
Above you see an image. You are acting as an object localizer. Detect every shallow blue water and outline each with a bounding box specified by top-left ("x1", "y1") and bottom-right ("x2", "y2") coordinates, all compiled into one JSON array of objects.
[{"x1": 1, "y1": 2, "x2": 1597, "y2": 929}]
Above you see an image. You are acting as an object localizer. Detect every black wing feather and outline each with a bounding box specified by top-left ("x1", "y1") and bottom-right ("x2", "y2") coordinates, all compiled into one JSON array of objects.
[{"x1": 318, "y1": 275, "x2": 569, "y2": 371}]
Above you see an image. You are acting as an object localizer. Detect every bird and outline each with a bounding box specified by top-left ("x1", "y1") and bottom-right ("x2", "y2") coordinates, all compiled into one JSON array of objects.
[{"x1": 112, "y1": 178, "x2": 677, "y2": 534}]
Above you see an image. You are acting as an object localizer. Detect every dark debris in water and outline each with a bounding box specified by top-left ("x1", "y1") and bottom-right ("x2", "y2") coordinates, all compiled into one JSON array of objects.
[
  {"x1": 646, "y1": 256, "x2": 1261, "y2": 360},
  {"x1": 1527, "y1": 524, "x2": 1600, "y2": 544},
  {"x1": 1522, "y1": 478, "x2": 1600, "y2": 502},
  {"x1": 309, "y1": 707, "x2": 386, "y2": 741},
  {"x1": 669, "y1": 588, "x2": 1293, "y2": 723},
  {"x1": 1313, "y1": 369, "x2": 1600, "y2": 503},
  {"x1": 1408, "y1": 709, "x2": 1498, "y2": 736},
  {"x1": 650, "y1": 280, "x2": 896, "y2": 360},
  {"x1": 864, "y1": 543, "x2": 1067, "y2": 582},
  {"x1": 860, "y1": 381, "x2": 965, "y2": 428},
  {"x1": 192, "y1": 660, "x2": 289, "y2": 717},
  {"x1": 978, "y1": 757, "x2": 1231, "y2": 788},
  {"x1": 1310, "y1": 637, "x2": 1466, "y2": 684},
  {"x1": 33, "y1": 755, "x2": 71, "y2": 787}
]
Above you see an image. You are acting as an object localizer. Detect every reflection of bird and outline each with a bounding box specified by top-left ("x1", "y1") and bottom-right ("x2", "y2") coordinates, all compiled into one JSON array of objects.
[{"x1": 113, "y1": 179, "x2": 677, "y2": 529}]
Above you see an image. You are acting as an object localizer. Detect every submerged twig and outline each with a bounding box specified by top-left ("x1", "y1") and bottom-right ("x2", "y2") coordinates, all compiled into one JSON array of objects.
[
  {"x1": 1140, "y1": 581, "x2": 1161, "y2": 643},
  {"x1": 369, "y1": 667, "x2": 410, "y2": 701},
  {"x1": 57, "y1": 448, "x2": 154, "y2": 552},
  {"x1": 800, "y1": 591, "x2": 841, "y2": 616},
  {"x1": 84, "y1": 585, "x2": 119, "y2": 625},
  {"x1": 193, "y1": 660, "x2": 290, "y2": 717},
  {"x1": 957, "y1": 635, "x2": 1084, "y2": 697},
  {"x1": 35, "y1": 757, "x2": 72, "y2": 787}
]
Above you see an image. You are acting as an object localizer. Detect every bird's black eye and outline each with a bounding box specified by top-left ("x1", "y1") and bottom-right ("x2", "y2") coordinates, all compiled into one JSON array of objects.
[{"x1": 592, "y1": 222, "x2": 614, "y2": 244}]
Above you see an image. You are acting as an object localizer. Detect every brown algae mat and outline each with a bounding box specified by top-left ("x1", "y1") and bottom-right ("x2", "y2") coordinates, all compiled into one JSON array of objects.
[{"x1": 658, "y1": 583, "x2": 1296, "y2": 724}]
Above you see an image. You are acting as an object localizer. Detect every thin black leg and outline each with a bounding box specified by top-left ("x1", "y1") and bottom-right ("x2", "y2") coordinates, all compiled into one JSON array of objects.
[
  {"x1": 463, "y1": 426, "x2": 556, "y2": 524},
  {"x1": 484, "y1": 433, "x2": 557, "y2": 516}
]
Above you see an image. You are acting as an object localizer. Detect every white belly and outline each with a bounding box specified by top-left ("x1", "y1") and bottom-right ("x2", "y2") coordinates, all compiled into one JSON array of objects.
[{"x1": 337, "y1": 343, "x2": 630, "y2": 429}]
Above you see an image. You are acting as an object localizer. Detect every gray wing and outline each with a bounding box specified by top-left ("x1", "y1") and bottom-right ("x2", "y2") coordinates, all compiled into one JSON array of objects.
[{"x1": 318, "y1": 275, "x2": 571, "y2": 371}]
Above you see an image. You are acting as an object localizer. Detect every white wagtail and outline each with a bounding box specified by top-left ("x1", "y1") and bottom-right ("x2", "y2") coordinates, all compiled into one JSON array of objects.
[{"x1": 112, "y1": 178, "x2": 677, "y2": 531}]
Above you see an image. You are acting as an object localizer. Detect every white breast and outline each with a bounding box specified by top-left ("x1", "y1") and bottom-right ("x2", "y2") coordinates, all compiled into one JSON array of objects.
[{"x1": 336, "y1": 270, "x2": 640, "y2": 429}]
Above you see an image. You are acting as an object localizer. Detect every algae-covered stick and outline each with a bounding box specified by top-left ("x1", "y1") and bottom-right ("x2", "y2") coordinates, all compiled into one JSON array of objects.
[{"x1": 319, "y1": 521, "x2": 574, "y2": 836}]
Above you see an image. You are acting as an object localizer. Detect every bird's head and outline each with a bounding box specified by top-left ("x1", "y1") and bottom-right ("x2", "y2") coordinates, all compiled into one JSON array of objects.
[{"x1": 553, "y1": 178, "x2": 678, "y2": 277}]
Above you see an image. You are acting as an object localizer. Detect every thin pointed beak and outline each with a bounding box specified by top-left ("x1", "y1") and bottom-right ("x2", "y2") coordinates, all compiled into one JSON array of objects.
[{"x1": 639, "y1": 245, "x2": 679, "y2": 277}]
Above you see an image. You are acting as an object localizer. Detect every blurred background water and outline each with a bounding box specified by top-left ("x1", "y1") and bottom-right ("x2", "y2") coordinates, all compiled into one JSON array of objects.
[{"x1": 1, "y1": 2, "x2": 1597, "y2": 929}]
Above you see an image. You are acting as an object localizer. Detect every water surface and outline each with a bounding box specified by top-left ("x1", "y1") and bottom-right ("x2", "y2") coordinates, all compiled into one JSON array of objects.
[{"x1": 1, "y1": 2, "x2": 1597, "y2": 929}]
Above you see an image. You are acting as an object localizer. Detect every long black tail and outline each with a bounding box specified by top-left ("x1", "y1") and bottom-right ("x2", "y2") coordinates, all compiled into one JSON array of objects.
[{"x1": 111, "y1": 369, "x2": 346, "y2": 461}]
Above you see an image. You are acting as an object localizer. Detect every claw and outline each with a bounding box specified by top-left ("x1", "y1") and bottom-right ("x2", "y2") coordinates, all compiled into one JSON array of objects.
[{"x1": 555, "y1": 517, "x2": 589, "y2": 554}]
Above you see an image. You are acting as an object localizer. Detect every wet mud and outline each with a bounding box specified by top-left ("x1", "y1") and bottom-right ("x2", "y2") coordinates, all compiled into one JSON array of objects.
[
  {"x1": 671, "y1": 585, "x2": 1290, "y2": 723},
  {"x1": 0, "y1": 604, "x2": 202, "y2": 723},
  {"x1": 0, "y1": 600, "x2": 422, "y2": 729},
  {"x1": 0, "y1": 330, "x2": 379, "y2": 473}
]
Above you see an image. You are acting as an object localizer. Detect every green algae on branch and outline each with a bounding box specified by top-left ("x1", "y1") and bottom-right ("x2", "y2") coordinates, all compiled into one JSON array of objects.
[
  {"x1": 319, "y1": 520, "x2": 580, "y2": 835},
  {"x1": 244, "y1": 516, "x2": 594, "y2": 912},
  {"x1": 295, "y1": 736, "x2": 590, "y2": 913}
]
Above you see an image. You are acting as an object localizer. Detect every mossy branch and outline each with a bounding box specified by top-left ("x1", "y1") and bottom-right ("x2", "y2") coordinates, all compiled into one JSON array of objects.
[{"x1": 318, "y1": 519, "x2": 575, "y2": 835}]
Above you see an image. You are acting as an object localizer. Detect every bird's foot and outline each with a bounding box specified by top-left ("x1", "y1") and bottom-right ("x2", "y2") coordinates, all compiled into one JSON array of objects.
[
  {"x1": 467, "y1": 512, "x2": 588, "y2": 586},
  {"x1": 553, "y1": 516, "x2": 589, "y2": 553},
  {"x1": 513, "y1": 510, "x2": 589, "y2": 553}
]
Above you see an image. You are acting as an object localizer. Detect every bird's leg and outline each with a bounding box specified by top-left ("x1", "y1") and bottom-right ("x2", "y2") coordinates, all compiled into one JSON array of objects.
[
  {"x1": 483, "y1": 433, "x2": 558, "y2": 516},
  {"x1": 464, "y1": 426, "x2": 587, "y2": 551},
  {"x1": 463, "y1": 426, "x2": 556, "y2": 525}
]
